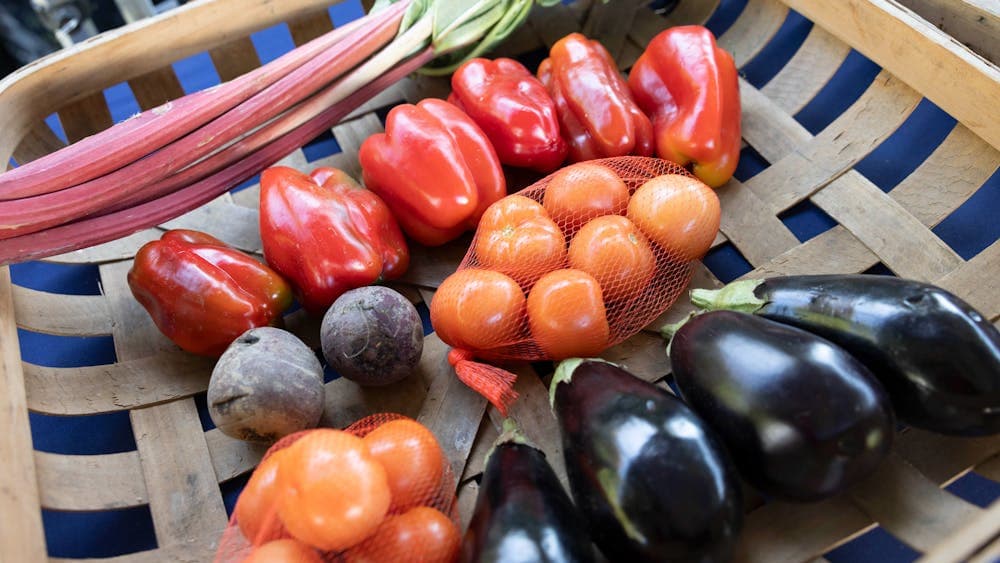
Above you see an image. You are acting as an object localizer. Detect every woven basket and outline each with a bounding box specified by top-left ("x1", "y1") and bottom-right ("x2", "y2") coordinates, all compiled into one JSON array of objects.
[{"x1": 1, "y1": 0, "x2": 998, "y2": 561}]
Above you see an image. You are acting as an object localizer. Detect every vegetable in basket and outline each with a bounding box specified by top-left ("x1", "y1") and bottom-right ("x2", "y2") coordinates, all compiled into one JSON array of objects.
[
  {"x1": 537, "y1": 32, "x2": 655, "y2": 163},
  {"x1": 665, "y1": 310, "x2": 895, "y2": 501},
  {"x1": 259, "y1": 166, "x2": 408, "y2": 315},
  {"x1": 127, "y1": 229, "x2": 292, "y2": 357},
  {"x1": 690, "y1": 275, "x2": 1000, "y2": 436},
  {"x1": 448, "y1": 57, "x2": 567, "y2": 172},
  {"x1": 359, "y1": 98, "x2": 506, "y2": 246},
  {"x1": 321, "y1": 286, "x2": 424, "y2": 387},
  {"x1": 628, "y1": 25, "x2": 741, "y2": 188},
  {"x1": 430, "y1": 158, "x2": 720, "y2": 414},
  {"x1": 0, "y1": 0, "x2": 563, "y2": 264},
  {"x1": 461, "y1": 419, "x2": 595, "y2": 563},
  {"x1": 550, "y1": 359, "x2": 743, "y2": 562},
  {"x1": 209, "y1": 327, "x2": 326, "y2": 443}
]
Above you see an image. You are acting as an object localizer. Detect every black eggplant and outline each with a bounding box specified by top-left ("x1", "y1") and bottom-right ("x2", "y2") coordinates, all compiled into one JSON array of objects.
[
  {"x1": 668, "y1": 310, "x2": 895, "y2": 502},
  {"x1": 549, "y1": 359, "x2": 743, "y2": 563},
  {"x1": 461, "y1": 421, "x2": 594, "y2": 563},
  {"x1": 691, "y1": 275, "x2": 1000, "y2": 436}
]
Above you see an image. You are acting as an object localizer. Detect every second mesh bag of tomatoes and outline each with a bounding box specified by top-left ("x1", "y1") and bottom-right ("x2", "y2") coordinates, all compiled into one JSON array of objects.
[
  {"x1": 214, "y1": 414, "x2": 461, "y2": 563},
  {"x1": 431, "y1": 156, "x2": 721, "y2": 413}
]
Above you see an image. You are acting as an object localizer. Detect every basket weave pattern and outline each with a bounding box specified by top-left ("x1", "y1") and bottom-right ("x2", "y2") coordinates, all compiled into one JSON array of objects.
[{"x1": 0, "y1": 0, "x2": 998, "y2": 561}]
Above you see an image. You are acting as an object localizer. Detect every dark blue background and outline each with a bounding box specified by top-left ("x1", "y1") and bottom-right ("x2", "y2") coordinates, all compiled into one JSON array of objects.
[{"x1": 10, "y1": 0, "x2": 998, "y2": 559}]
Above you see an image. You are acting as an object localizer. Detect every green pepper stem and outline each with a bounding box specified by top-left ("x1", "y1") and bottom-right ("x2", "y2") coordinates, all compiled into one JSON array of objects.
[{"x1": 690, "y1": 279, "x2": 768, "y2": 313}]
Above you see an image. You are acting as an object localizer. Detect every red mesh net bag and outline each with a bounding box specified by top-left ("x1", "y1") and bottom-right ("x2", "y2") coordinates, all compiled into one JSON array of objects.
[
  {"x1": 430, "y1": 156, "x2": 721, "y2": 413},
  {"x1": 215, "y1": 414, "x2": 460, "y2": 562}
]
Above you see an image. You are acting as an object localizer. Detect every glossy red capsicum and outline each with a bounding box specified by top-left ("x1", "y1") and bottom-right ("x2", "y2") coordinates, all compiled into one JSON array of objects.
[
  {"x1": 537, "y1": 33, "x2": 654, "y2": 163},
  {"x1": 359, "y1": 98, "x2": 506, "y2": 247},
  {"x1": 628, "y1": 25, "x2": 741, "y2": 188},
  {"x1": 448, "y1": 57, "x2": 567, "y2": 173},
  {"x1": 127, "y1": 229, "x2": 293, "y2": 357},
  {"x1": 259, "y1": 166, "x2": 409, "y2": 315}
]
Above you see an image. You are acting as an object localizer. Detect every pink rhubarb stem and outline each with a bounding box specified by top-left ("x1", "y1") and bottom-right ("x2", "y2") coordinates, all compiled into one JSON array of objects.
[
  {"x1": 0, "y1": 10, "x2": 376, "y2": 201},
  {"x1": 0, "y1": 1, "x2": 409, "y2": 240},
  {"x1": 0, "y1": 48, "x2": 436, "y2": 266}
]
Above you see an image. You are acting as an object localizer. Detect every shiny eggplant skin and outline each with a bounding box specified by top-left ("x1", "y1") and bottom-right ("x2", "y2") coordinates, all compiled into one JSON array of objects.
[
  {"x1": 692, "y1": 274, "x2": 1000, "y2": 435},
  {"x1": 461, "y1": 439, "x2": 594, "y2": 563},
  {"x1": 670, "y1": 310, "x2": 895, "y2": 502},
  {"x1": 550, "y1": 359, "x2": 743, "y2": 563}
]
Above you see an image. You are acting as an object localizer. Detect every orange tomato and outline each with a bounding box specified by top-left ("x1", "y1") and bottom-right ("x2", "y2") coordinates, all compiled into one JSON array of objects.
[
  {"x1": 277, "y1": 429, "x2": 391, "y2": 552},
  {"x1": 430, "y1": 269, "x2": 526, "y2": 352},
  {"x1": 527, "y1": 269, "x2": 610, "y2": 359},
  {"x1": 474, "y1": 195, "x2": 566, "y2": 288},
  {"x1": 542, "y1": 162, "x2": 630, "y2": 231},
  {"x1": 344, "y1": 506, "x2": 461, "y2": 563},
  {"x1": 363, "y1": 419, "x2": 446, "y2": 511},
  {"x1": 236, "y1": 449, "x2": 289, "y2": 545},
  {"x1": 243, "y1": 538, "x2": 323, "y2": 563},
  {"x1": 627, "y1": 174, "x2": 720, "y2": 262},
  {"x1": 568, "y1": 215, "x2": 655, "y2": 303}
]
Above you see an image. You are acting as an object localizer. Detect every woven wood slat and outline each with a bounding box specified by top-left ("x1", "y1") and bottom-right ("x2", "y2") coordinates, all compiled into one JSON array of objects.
[
  {"x1": 43, "y1": 230, "x2": 165, "y2": 265},
  {"x1": 760, "y1": 26, "x2": 851, "y2": 115},
  {"x1": 717, "y1": 0, "x2": 789, "y2": 67},
  {"x1": 12, "y1": 288, "x2": 112, "y2": 336},
  {"x1": 160, "y1": 194, "x2": 262, "y2": 254},
  {"x1": 23, "y1": 353, "x2": 214, "y2": 416},
  {"x1": 57, "y1": 92, "x2": 115, "y2": 144},
  {"x1": 208, "y1": 38, "x2": 262, "y2": 83},
  {"x1": 127, "y1": 67, "x2": 185, "y2": 111},
  {"x1": 35, "y1": 451, "x2": 147, "y2": 511}
]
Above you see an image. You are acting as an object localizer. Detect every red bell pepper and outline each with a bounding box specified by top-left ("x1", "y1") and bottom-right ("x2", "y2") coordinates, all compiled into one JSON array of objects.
[
  {"x1": 359, "y1": 99, "x2": 506, "y2": 247},
  {"x1": 448, "y1": 57, "x2": 567, "y2": 173},
  {"x1": 259, "y1": 166, "x2": 409, "y2": 315},
  {"x1": 628, "y1": 25, "x2": 741, "y2": 188},
  {"x1": 127, "y1": 229, "x2": 293, "y2": 357},
  {"x1": 537, "y1": 33, "x2": 654, "y2": 163}
]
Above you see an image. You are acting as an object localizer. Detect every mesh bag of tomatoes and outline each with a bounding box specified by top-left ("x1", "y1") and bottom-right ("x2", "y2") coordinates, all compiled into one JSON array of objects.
[
  {"x1": 432, "y1": 156, "x2": 721, "y2": 413},
  {"x1": 214, "y1": 414, "x2": 461, "y2": 563}
]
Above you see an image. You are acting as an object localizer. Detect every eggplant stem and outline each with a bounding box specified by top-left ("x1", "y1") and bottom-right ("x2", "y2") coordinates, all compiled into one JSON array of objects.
[{"x1": 690, "y1": 279, "x2": 767, "y2": 313}]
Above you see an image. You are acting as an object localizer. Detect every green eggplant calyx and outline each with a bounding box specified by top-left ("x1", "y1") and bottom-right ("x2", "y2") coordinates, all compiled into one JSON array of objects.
[
  {"x1": 549, "y1": 357, "x2": 617, "y2": 408},
  {"x1": 660, "y1": 312, "x2": 698, "y2": 341},
  {"x1": 484, "y1": 418, "x2": 538, "y2": 466},
  {"x1": 690, "y1": 279, "x2": 767, "y2": 313}
]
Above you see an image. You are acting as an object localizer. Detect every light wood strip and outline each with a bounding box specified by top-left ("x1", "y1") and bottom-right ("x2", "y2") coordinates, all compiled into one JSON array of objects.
[
  {"x1": 127, "y1": 67, "x2": 185, "y2": 111},
  {"x1": 12, "y1": 287, "x2": 112, "y2": 336},
  {"x1": 781, "y1": 0, "x2": 1000, "y2": 151},
  {"x1": 460, "y1": 416, "x2": 501, "y2": 483},
  {"x1": 899, "y1": 0, "x2": 999, "y2": 65},
  {"x1": 600, "y1": 331, "x2": 671, "y2": 383},
  {"x1": 811, "y1": 173, "x2": 963, "y2": 282},
  {"x1": 100, "y1": 260, "x2": 228, "y2": 546},
  {"x1": 739, "y1": 77, "x2": 812, "y2": 163},
  {"x1": 918, "y1": 499, "x2": 1000, "y2": 563},
  {"x1": 288, "y1": 10, "x2": 335, "y2": 46},
  {"x1": 23, "y1": 352, "x2": 214, "y2": 415},
  {"x1": 331, "y1": 113, "x2": 383, "y2": 179},
  {"x1": 897, "y1": 430, "x2": 1000, "y2": 485},
  {"x1": 43, "y1": 229, "x2": 164, "y2": 264},
  {"x1": 50, "y1": 532, "x2": 219, "y2": 562},
  {"x1": 58, "y1": 91, "x2": 115, "y2": 143},
  {"x1": 717, "y1": 0, "x2": 789, "y2": 67},
  {"x1": 848, "y1": 453, "x2": 982, "y2": 552},
  {"x1": 160, "y1": 194, "x2": 262, "y2": 254},
  {"x1": 0, "y1": 266, "x2": 47, "y2": 562},
  {"x1": 936, "y1": 240, "x2": 1000, "y2": 320},
  {"x1": 130, "y1": 400, "x2": 229, "y2": 546},
  {"x1": 416, "y1": 334, "x2": 489, "y2": 489},
  {"x1": 891, "y1": 125, "x2": 1000, "y2": 227},
  {"x1": 208, "y1": 37, "x2": 262, "y2": 83},
  {"x1": 36, "y1": 450, "x2": 147, "y2": 510},
  {"x1": 716, "y1": 178, "x2": 802, "y2": 265},
  {"x1": 582, "y1": 0, "x2": 646, "y2": 60},
  {"x1": 745, "y1": 124, "x2": 999, "y2": 280},
  {"x1": 745, "y1": 71, "x2": 922, "y2": 212},
  {"x1": 760, "y1": 26, "x2": 852, "y2": 115},
  {"x1": 976, "y1": 454, "x2": 1000, "y2": 482},
  {"x1": 11, "y1": 121, "x2": 66, "y2": 166},
  {"x1": 397, "y1": 238, "x2": 469, "y2": 289}
]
